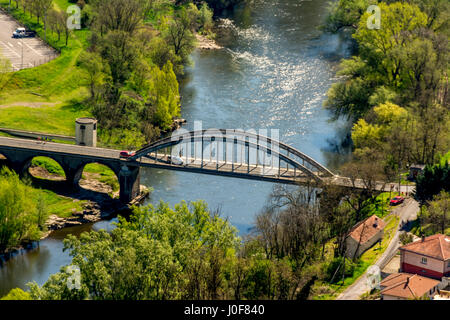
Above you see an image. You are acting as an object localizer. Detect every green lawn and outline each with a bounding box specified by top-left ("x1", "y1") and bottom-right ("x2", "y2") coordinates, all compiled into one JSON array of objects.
[
  {"x1": 0, "y1": 103, "x2": 91, "y2": 135},
  {"x1": 0, "y1": 0, "x2": 91, "y2": 135},
  {"x1": 32, "y1": 188, "x2": 86, "y2": 218},
  {"x1": 31, "y1": 156, "x2": 65, "y2": 176}
]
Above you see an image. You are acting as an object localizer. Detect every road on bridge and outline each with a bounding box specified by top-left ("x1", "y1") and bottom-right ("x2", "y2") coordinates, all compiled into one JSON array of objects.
[{"x1": 0, "y1": 135, "x2": 418, "y2": 192}]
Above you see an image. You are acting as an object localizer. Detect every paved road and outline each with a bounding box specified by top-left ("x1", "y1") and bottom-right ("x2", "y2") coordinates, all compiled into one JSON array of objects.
[
  {"x1": 0, "y1": 8, "x2": 57, "y2": 71},
  {"x1": 336, "y1": 198, "x2": 420, "y2": 300},
  {"x1": 0, "y1": 135, "x2": 422, "y2": 189},
  {"x1": 0, "y1": 136, "x2": 323, "y2": 184},
  {"x1": 0, "y1": 136, "x2": 121, "y2": 160}
]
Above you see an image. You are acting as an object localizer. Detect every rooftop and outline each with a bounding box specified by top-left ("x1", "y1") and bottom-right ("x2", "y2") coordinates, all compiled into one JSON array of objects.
[
  {"x1": 400, "y1": 234, "x2": 450, "y2": 261},
  {"x1": 347, "y1": 215, "x2": 386, "y2": 244},
  {"x1": 381, "y1": 273, "x2": 440, "y2": 299},
  {"x1": 76, "y1": 117, "x2": 97, "y2": 124}
]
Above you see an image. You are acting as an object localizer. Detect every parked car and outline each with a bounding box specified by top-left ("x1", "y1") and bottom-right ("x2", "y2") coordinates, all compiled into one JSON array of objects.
[
  {"x1": 119, "y1": 150, "x2": 136, "y2": 158},
  {"x1": 168, "y1": 155, "x2": 183, "y2": 165},
  {"x1": 390, "y1": 196, "x2": 405, "y2": 206},
  {"x1": 12, "y1": 27, "x2": 36, "y2": 38}
]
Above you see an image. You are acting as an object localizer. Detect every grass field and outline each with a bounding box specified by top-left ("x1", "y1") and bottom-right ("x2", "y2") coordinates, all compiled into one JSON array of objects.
[
  {"x1": 32, "y1": 188, "x2": 86, "y2": 218},
  {"x1": 0, "y1": 0, "x2": 91, "y2": 135},
  {"x1": 0, "y1": 1, "x2": 122, "y2": 218}
]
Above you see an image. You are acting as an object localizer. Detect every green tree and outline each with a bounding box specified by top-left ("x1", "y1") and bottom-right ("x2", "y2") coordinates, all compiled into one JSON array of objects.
[
  {"x1": 163, "y1": 7, "x2": 196, "y2": 63},
  {"x1": 414, "y1": 162, "x2": 450, "y2": 203},
  {"x1": 0, "y1": 168, "x2": 41, "y2": 253},
  {"x1": 28, "y1": 200, "x2": 240, "y2": 300},
  {"x1": 1, "y1": 288, "x2": 32, "y2": 300},
  {"x1": 92, "y1": 0, "x2": 143, "y2": 34},
  {"x1": 423, "y1": 191, "x2": 450, "y2": 234},
  {"x1": 323, "y1": 0, "x2": 374, "y2": 33},
  {"x1": 77, "y1": 51, "x2": 105, "y2": 99}
]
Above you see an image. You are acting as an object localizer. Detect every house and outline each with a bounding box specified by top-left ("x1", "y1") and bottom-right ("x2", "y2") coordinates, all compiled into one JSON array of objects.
[
  {"x1": 399, "y1": 234, "x2": 450, "y2": 279},
  {"x1": 345, "y1": 215, "x2": 386, "y2": 259},
  {"x1": 408, "y1": 164, "x2": 425, "y2": 181},
  {"x1": 380, "y1": 273, "x2": 441, "y2": 300}
]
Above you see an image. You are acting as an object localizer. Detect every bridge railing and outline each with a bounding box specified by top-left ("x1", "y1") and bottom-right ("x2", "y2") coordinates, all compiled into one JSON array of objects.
[{"x1": 132, "y1": 129, "x2": 334, "y2": 181}]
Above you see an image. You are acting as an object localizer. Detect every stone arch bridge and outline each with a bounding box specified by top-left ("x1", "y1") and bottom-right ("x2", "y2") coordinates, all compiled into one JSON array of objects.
[{"x1": 0, "y1": 130, "x2": 396, "y2": 203}]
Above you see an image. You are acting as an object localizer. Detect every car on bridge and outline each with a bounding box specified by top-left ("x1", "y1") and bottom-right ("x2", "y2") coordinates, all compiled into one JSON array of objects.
[
  {"x1": 12, "y1": 27, "x2": 36, "y2": 38},
  {"x1": 119, "y1": 150, "x2": 136, "y2": 159},
  {"x1": 168, "y1": 155, "x2": 183, "y2": 165},
  {"x1": 390, "y1": 196, "x2": 404, "y2": 206}
]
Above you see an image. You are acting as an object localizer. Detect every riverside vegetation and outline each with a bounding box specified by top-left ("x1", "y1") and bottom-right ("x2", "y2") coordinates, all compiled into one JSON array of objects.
[
  {"x1": 0, "y1": 0, "x2": 216, "y2": 254},
  {"x1": 1, "y1": 0, "x2": 216, "y2": 147},
  {"x1": 2, "y1": 179, "x2": 397, "y2": 300},
  {"x1": 323, "y1": 0, "x2": 450, "y2": 246}
]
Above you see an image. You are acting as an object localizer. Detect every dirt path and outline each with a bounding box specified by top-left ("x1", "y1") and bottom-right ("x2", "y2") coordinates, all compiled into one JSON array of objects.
[
  {"x1": 336, "y1": 198, "x2": 419, "y2": 300},
  {"x1": 0, "y1": 102, "x2": 58, "y2": 108}
]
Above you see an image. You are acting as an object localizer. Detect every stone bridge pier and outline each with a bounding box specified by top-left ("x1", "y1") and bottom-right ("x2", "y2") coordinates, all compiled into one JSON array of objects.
[{"x1": 0, "y1": 147, "x2": 140, "y2": 203}]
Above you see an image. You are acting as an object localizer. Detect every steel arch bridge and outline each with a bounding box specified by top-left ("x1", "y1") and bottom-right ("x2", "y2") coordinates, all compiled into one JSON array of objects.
[{"x1": 131, "y1": 129, "x2": 335, "y2": 184}]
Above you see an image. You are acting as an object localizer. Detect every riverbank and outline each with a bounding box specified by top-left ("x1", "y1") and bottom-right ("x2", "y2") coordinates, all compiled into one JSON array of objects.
[
  {"x1": 1, "y1": 0, "x2": 358, "y2": 297},
  {"x1": 196, "y1": 33, "x2": 223, "y2": 50},
  {"x1": 0, "y1": 185, "x2": 150, "y2": 260},
  {"x1": 0, "y1": 163, "x2": 150, "y2": 260},
  {"x1": 28, "y1": 164, "x2": 150, "y2": 235},
  {"x1": 42, "y1": 184, "x2": 150, "y2": 236}
]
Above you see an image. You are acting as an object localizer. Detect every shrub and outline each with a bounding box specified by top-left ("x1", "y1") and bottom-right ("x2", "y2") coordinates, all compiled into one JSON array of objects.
[{"x1": 324, "y1": 257, "x2": 356, "y2": 283}]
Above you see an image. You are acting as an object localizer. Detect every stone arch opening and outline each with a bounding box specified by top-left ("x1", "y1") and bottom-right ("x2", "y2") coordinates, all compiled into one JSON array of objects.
[
  {"x1": 25, "y1": 156, "x2": 66, "y2": 181},
  {"x1": 0, "y1": 153, "x2": 8, "y2": 168},
  {"x1": 77, "y1": 162, "x2": 120, "y2": 199}
]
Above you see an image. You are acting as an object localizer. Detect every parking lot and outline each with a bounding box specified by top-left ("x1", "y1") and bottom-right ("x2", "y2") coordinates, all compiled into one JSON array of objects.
[{"x1": 0, "y1": 9, "x2": 58, "y2": 71}]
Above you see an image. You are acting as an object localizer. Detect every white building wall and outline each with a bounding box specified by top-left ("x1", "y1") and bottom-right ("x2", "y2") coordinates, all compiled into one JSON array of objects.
[
  {"x1": 403, "y1": 251, "x2": 444, "y2": 273},
  {"x1": 345, "y1": 230, "x2": 384, "y2": 259}
]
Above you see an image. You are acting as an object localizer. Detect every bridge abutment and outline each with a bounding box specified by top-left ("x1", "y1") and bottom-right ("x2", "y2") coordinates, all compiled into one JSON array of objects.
[
  {"x1": 0, "y1": 144, "x2": 143, "y2": 204},
  {"x1": 118, "y1": 164, "x2": 141, "y2": 203}
]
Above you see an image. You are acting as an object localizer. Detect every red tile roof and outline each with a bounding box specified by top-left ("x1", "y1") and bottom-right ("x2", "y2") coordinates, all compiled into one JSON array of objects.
[
  {"x1": 381, "y1": 273, "x2": 440, "y2": 299},
  {"x1": 400, "y1": 234, "x2": 450, "y2": 261},
  {"x1": 347, "y1": 215, "x2": 386, "y2": 244}
]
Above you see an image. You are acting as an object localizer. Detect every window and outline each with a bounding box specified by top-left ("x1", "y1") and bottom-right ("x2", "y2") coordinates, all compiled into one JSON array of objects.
[{"x1": 421, "y1": 257, "x2": 427, "y2": 265}]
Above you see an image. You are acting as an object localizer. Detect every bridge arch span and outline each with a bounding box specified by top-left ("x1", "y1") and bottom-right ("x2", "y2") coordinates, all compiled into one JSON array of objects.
[
  {"x1": 131, "y1": 129, "x2": 335, "y2": 182},
  {"x1": 22, "y1": 155, "x2": 67, "y2": 181},
  {"x1": 70, "y1": 161, "x2": 121, "y2": 196},
  {"x1": 64, "y1": 160, "x2": 120, "y2": 185}
]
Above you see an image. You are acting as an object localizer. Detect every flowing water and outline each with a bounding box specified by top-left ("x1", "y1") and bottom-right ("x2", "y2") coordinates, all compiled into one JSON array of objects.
[{"x1": 0, "y1": 0, "x2": 352, "y2": 296}]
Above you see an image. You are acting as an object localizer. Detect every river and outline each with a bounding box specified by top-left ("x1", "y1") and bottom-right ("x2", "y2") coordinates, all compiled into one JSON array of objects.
[{"x1": 0, "y1": 0, "x2": 351, "y2": 296}]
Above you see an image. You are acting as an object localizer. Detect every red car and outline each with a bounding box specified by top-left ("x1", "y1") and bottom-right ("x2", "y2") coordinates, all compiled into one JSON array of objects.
[
  {"x1": 119, "y1": 150, "x2": 136, "y2": 158},
  {"x1": 390, "y1": 196, "x2": 404, "y2": 206}
]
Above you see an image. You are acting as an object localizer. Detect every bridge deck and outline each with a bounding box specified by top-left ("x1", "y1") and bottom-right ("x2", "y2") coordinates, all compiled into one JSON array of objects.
[{"x1": 0, "y1": 136, "x2": 415, "y2": 193}]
